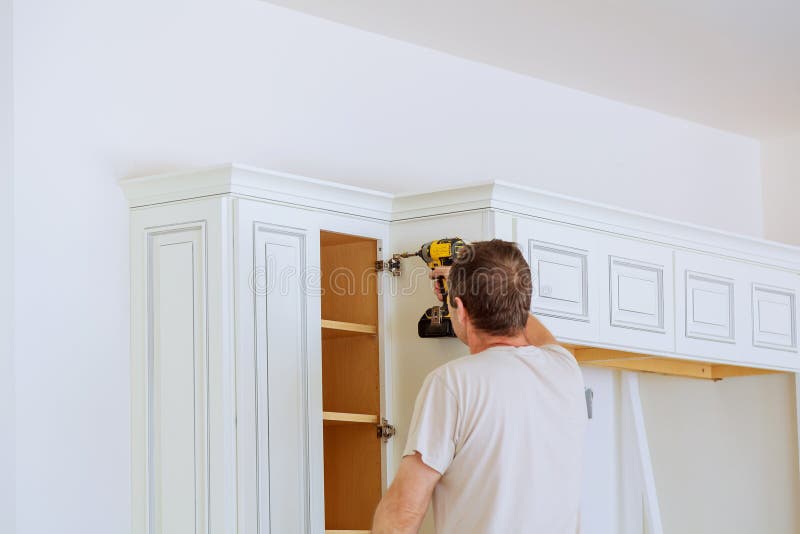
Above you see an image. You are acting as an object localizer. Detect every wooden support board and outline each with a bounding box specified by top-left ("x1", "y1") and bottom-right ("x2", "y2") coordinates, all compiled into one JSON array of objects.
[{"x1": 573, "y1": 346, "x2": 786, "y2": 380}]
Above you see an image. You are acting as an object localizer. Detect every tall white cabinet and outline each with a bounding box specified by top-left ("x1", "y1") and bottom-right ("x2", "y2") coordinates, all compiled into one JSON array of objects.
[
  {"x1": 124, "y1": 165, "x2": 800, "y2": 534},
  {"x1": 126, "y1": 167, "x2": 396, "y2": 534}
]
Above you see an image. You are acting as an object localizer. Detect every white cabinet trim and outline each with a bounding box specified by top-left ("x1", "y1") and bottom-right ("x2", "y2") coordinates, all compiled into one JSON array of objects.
[
  {"x1": 609, "y1": 256, "x2": 666, "y2": 334},
  {"x1": 684, "y1": 270, "x2": 736, "y2": 344},
  {"x1": 122, "y1": 165, "x2": 800, "y2": 270},
  {"x1": 752, "y1": 283, "x2": 798, "y2": 352}
]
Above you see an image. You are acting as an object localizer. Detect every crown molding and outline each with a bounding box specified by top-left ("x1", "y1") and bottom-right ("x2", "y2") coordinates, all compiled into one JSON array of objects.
[
  {"x1": 120, "y1": 163, "x2": 394, "y2": 221},
  {"x1": 121, "y1": 164, "x2": 800, "y2": 270},
  {"x1": 394, "y1": 180, "x2": 800, "y2": 270}
]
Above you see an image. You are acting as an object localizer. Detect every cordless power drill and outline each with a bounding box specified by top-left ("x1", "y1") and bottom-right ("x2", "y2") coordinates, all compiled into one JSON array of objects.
[{"x1": 399, "y1": 238, "x2": 467, "y2": 338}]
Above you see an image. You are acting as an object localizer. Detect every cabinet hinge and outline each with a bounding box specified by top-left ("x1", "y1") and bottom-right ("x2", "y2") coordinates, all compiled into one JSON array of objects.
[
  {"x1": 377, "y1": 418, "x2": 396, "y2": 442},
  {"x1": 375, "y1": 255, "x2": 402, "y2": 276}
]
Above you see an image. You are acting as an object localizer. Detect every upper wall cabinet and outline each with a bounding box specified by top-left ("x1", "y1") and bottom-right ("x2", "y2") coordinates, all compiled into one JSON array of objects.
[
  {"x1": 675, "y1": 251, "x2": 749, "y2": 362},
  {"x1": 675, "y1": 251, "x2": 800, "y2": 369},
  {"x1": 600, "y1": 236, "x2": 674, "y2": 353},
  {"x1": 516, "y1": 217, "x2": 675, "y2": 353},
  {"x1": 515, "y1": 218, "x2": 601, "y2": 342}
]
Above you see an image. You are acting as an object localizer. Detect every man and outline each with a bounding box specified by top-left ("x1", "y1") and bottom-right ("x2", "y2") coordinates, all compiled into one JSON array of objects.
[{"x1": 372, "y1": 239, "x2": 587, "y2": 533}]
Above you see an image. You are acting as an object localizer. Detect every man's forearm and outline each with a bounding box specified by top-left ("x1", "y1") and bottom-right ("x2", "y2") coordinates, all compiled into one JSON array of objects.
[
  {"x1": 524, "y1": 312, "x2": 558, "y2": 346},
  {"x1": 372, "y1": 490, "x2": 426, "y2": 534}
]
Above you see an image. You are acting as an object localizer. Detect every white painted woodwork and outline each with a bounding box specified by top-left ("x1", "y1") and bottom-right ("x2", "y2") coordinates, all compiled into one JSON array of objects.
[
  {"x1": 149, "y1": 227, "x2": 208, "y2": 534},
  {"x1": 234, "y1": 201, "x2": 320, "y2": 534},
  {"x1": 611, "y1": 259, "x2": 662, "y2": 329},
  {"x1": 621, "y1": 372, "x2": 663, "y2": 534},
  {"x1": 232, "y1": 198, "x2": 393, "y2": 533},
  {"x1": 746, "y1": 264, "x2": 800, "y2": 370},
  {"x1": 753, "y1": 284, "x2": 795, "y2": 348},
  {"x1": 674, "y1": 251, "x2": 750, "y2": 365},
  {"x1": 752, "y1": 284, "x2": 794, "y2": 349},
  {"x1": 515, "y1": 218, "x2": 601, "y2": 342},
  {"x1": 686, "y1": 271, "x2": 736, "y2": 343},
  {"x1": 255, "y1": 225, "x2": 309, "y2": 534},
  {"x1": 601, "y1": 237, "x2": 674, "y2": 353},
  {"x1": 130, "y1": 197, "x2": 237, "y2": 534}
]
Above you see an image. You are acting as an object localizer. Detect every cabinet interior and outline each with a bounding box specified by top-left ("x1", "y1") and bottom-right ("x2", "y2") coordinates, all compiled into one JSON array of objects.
[
  {"x1": 320, "y1": 230, "x2": 382, "y2": 533},
  {"x1": 570, "y1": 345, "x2": 786, "y2": 380}
]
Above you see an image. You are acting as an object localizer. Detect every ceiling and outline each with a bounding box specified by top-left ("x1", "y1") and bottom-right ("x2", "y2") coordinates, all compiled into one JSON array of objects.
[{"x1": 263, "y1": 0, "x2": 800, "y2": 139}]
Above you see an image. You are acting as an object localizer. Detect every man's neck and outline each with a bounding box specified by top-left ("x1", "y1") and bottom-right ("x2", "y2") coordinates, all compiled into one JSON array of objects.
[{"x1": 467, "y1": 331, "x2": 529, "y2": 354}]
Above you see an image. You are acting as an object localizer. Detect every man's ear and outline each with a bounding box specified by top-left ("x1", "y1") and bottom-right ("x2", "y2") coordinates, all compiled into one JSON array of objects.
[{"x1": 454, "y1": 296, "x2": 467, "y2": 324}]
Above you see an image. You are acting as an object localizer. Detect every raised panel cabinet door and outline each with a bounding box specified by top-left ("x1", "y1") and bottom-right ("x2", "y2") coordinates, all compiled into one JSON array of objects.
[
  {"x1": 515, "y1": 217, "x2": 601, "y2": 343},
  {"x1": 234, "y1": 199, "x2": 320, "y2": 534},
  {"x1": 600, "y1": 237, "x2": 674, "y2": 353},
  {"x1": 145, "y1": 224, "x2": 209, "y2": 534},
  {"x1": 254, "y1": 225, "x2": 310, "y2": 534},
  {"x1": 746, "y1": 264, "x2": 800, "y2": 370},
  {"x1": 675, "y1": 251, "x2": 748, "y2": 364}
]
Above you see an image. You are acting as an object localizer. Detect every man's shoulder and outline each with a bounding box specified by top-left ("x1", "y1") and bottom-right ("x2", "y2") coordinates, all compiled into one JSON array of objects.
[{"x1": 427, "y1": 344, "x2": 581, "y2": 383}]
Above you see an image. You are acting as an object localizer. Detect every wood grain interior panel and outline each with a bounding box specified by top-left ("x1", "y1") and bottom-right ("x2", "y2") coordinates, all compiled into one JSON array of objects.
[
  {"x1": 322, "y1": 335, "x2": 380, "y2": 415},
  {"x1": 321, "y1": 235, "x2": 378, "y2": 326},
  {"x1": 320, "y1": 230, "x2": 383, "y2": 532},
  {"x1": 323, "y1": 424, "x2": 382, "y2": 530}
]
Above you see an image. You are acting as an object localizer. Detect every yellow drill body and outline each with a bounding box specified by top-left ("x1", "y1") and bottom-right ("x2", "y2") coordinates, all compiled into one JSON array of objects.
[{"x1": 400, "y1": 238, "x2": 466, "y2": 338}]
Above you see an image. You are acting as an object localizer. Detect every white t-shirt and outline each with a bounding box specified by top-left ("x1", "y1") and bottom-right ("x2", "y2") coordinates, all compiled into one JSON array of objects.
[{"x1": 403, "y1": 344, "x2": 587, "y2": 534}]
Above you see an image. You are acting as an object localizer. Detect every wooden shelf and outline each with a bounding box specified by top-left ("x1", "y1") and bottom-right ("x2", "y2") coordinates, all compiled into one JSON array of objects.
[
  {"x1": 322, "y1": 319, "x2": 377, "y2": 339},
  {"x1": 323, "y1": 411, "x2": 379, "y2": 425},
  {"x1": 572, "y1": 346, "x2": 786, "y2": 381}
]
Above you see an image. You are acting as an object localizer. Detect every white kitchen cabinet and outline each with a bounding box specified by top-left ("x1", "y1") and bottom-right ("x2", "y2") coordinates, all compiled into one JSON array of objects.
[
  {"x1": 745, "y1": 263, "x2": 800, "y2": 369},
  {"x1": 515, "y1": 217, "x2": 602, "y2": 343},
  {"x1": 675, "y1": 251, "x2": 749, "y2": 363},
  {"x1": 514, "y1": 218, "x2": 674, "y2": 353},
  {"x1": 126, "y1": 168, "x2": 396, "y2": 534},
  {"x1": 600, "y1": 237, "x2": 674, "y2": 353},
  {"x1": 125, "y1": 165, "x2": 800, "y2": 534}
]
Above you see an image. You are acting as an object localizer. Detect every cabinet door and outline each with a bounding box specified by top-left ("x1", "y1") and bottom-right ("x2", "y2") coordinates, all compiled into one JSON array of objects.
[
  {"x1": 145, "y1": 225, "x2": 209, "y2": 534},
  {"x1": 675, "y1": 251, "x2": 749, "y2": 363},
  {"x1": 131, "y1": 198, "x2": 233, "y2": 534},
  {"x1": 235, "y1": 200, "x2": 320, "y2": 534},
  {"x1": 746, "y1": 264, "x2": 800, "y2": 369},
  {"x1": 600, "y1": 237, "x2": 674, "y2": 353},
  {"x1": 516, "y1": 218, "x2": 600, "y2": 343}
]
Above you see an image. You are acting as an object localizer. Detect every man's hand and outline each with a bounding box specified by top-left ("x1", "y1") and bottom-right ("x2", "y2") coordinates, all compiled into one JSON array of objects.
[
  {"x1": 372, "y1": 453, "x2": 441, "y2": 533},
  {"x1": 429, "y1": 266, "x2": 450, "y2": 302}
]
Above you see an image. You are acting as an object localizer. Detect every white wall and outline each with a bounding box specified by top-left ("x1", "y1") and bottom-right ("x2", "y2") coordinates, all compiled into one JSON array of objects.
[
  {"x1": 1, "y1": 0, "x2": 14, "y2": 532},
  {"x1": 640, "y1": 373, "x2": 800, "y2": 533},
  {"x1": 11, "y1": 1, "x2": 783, "y2": 532},
  {"x1": 762, "y1": 134, "x2": 800, "y2": 246}
]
